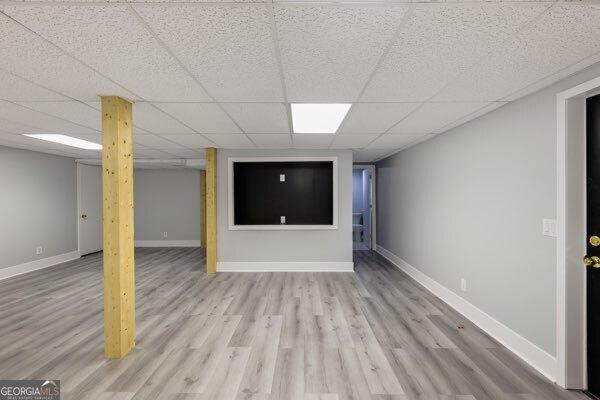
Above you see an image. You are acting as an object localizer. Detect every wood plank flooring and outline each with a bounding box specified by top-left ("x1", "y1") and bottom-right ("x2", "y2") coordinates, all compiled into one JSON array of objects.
[{"x1": 0, "y1": 248, "x2": 588, "y2": 400}]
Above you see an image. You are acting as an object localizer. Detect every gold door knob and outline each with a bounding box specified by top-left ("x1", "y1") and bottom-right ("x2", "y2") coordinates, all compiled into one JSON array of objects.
[
  {"x1": 583, "y1": 255, "x2": 600, "y2": 268},
  {"x1": 590, "y1": 236, "x2": 600, "y2": 246}
]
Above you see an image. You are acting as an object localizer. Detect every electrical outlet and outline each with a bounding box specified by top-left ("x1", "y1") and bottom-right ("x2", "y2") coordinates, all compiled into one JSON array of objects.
[
  {"x1": 542, "y1": 219, "x2": 557, "y2": 237},
  {"x1": 280, "y1": 174, "x2": 286, "y2": 182},
  {"x1": 36, "y1": 246, "x2": 43, "y2": 255},
  {"x1": 163, "y1": 231, "x2": 168, "y2": 238},
  {"x1": 280, "y1": 216, "x2": 286, "y2": 224},
  {"x1": 460, "y1": 278, "x2": 467, "y2": 292}
]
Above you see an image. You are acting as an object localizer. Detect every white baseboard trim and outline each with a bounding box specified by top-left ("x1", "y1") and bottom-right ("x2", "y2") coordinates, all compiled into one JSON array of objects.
[
  {"x1": 0, "y1": 251, "x2": 81, "y2": 281},
  {"x1": 217, "y1": 261, "x2": 354, "y2": 272},
  {"x1": 135, "y1": 240, "x2": 201, "y2": 247},
  {"x1": 376, "y1": 245, "x2": 557, "y2": 382}
]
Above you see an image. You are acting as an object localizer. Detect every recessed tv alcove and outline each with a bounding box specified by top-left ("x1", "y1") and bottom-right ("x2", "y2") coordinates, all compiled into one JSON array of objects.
[{"x1": 228, "y1": 157, "x2": 338, "y2": 230}]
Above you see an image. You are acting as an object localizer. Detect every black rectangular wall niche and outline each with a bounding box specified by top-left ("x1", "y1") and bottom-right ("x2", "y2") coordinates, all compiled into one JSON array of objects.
[{"x1": 233, "y1": 161, "x2": 334, "y2": 226}]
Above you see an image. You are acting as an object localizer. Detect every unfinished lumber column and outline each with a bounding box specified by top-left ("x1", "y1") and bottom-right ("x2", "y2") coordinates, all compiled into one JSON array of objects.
[
  {"x1": 200, "y1": 170, "x2": 207, "y2": 248},
  {"x1": 101, "y1": 96, "x2": 135, "y2": 359},
  {"x1": 205, "y1": 148, "x2": 217, "y2": 275}
]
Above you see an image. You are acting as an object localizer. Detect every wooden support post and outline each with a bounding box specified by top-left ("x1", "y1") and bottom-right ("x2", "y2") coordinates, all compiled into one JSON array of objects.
[
  {"x1": 101, "y1": 96, "x2": 135, "y2": 359},
  {"x1": 200, "y1": 170, "x2": 207, "y2": 248},
  {"x1": 205, "y1": 148, "x2": 217, "y2": 275}
]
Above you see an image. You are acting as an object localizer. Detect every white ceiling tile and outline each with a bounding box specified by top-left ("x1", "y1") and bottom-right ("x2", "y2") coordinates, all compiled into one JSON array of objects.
[
  {"x1": 0, "y1": 101, "x2": 98, "y2": 135},
  {"x1": 133, "y1": 102, "x2": 195, "y2": 134},
  {"x1": 154, "y1": 103, "x2": 241, "y2": 134},
  {"x1": 0, "y1": 13, "x2": 135, "y2": 102},
  {"x1": 388, "y1": 102, "x2": 489, "y2": 134},
  {"x1": 292, "y1": 134, "x2": 333, "y2": 149},
  {"x1": 134, "y1": 148, "x2": 176, "y2": 159},
  {"x1": 275, "y1": 5, "x2": 408, "y2": 102},
  {"x1": 433, "y1": 102, "x2": 507, "y2": 134},
  {"x1": 1, "y1": 5, "x2": 211, "y2": 102},
  {"x1": 0, "y1": 70, "x2": 67, "y2": 101},
  {"x1": 365, "y1": 133, "x2": 427, "y2": 150},
  {"x1": 162, "y1": 134, "x2": 214, "y2": 149},
  {"x1": 361, "y1": 4, "x2": 548, "y2": 102},
  {"x1": 221, "y1": 103, "x2": 290, "y2": 133},
  {"x1": 161, "y1": 148, "x2": 205, "y2": 158},
  {"x1": 248, "y1": 133, "x2": 292, "y2": 148},
  {"x1": 134, "y1": 5, "x2": 283, "y2": 102},
  {"x1": 204, "y1": 134, "x2": 256, "y2": 148},
  {"x1": 0, "y1": 117, "x2": 53, "y2": 135},
  {"x1": 16, "y1": 101, "x2": 100, "y2": 131},
  {"x1": 134, "y1": 134, "x2": 186, "y2": 149},
  {"x1": 353, "y1": 148, "x2": 395, "y2": 163},
  {"x1": 338, "y1": 103, "x2": 421, "y2": 134},
  {"x1": 330, "y1": 134, "x2": 378, "y2": 149},
  {"x1": 434, "y1": 5, "x2": 600, "y2": 102}
]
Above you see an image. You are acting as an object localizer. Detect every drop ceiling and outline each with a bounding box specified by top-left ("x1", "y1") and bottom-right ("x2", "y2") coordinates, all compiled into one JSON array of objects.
[{"x1": 0, "y1": 1, "x2": 599, "y2": 162}]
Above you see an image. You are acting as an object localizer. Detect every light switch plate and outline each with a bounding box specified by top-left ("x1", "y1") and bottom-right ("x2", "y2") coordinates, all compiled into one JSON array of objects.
[
  {"x1": 280, "y1": 174, "x2": 285, "y2": 182},
  {"x1": 542, "y1": 219, "x2": 557, "y2": 237},
  {"x1": 280, "y1": 216, "x2": 286, "y2": 224}
]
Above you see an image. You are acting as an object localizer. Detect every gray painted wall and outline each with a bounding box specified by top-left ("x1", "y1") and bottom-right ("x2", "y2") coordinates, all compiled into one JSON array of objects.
[
  {"x1": 0, "y1": 146, "x2": 77, "y2": 268},
  {"x1": 218, "y1": 149, "x2": 353, "y2": 263},
  {"x1": 134, "y1": 169, "x2": 201, "y2": 241},
  {"x1": 376, "y1": 63, "x2": 600, "y2": 356}
]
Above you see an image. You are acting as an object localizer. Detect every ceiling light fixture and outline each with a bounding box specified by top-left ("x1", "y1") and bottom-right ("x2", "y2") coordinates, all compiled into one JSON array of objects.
[
  {"x1": 291, "y1": 103, "x2": 351, "y2": 134},
  {"x1": 23, "y1": 134, "x2": 102, "y2": 150}
]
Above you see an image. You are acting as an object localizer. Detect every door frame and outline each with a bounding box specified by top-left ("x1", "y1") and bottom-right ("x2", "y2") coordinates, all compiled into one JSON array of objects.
[
  {"x1": 77, "y1": 161, "x2": 102, "y2": 255},
  {"x1": 353, "y1": 164, "x2": 376, "y2": 251},
  {"x1": 557, "y1": 75, "x2": 600, "y2": 389}
]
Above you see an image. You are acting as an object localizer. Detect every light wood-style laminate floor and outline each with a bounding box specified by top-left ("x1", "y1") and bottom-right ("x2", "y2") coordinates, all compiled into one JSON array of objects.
[{"x1": 0, "y1": 248, "x2": 589, "y2": 400}]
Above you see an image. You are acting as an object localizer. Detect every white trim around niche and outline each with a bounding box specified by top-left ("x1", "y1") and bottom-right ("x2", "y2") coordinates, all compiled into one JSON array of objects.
[{"x1": 227, "y1": 156, "x2": 339, "y2": 231}]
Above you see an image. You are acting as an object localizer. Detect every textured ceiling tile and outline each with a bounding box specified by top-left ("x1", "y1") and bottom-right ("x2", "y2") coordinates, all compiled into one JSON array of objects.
[
  {"x1": 16, "y1": 101, "x2": 100, "y2": 131},
  {"x1": 275, "y1": 5, "x2": 408, "y2": 102},
  {"x1": 0, "y1": 14, "x2": 135, "y2": 101},
  {"x1": 0, "y1": 70, "x2": 67, "y2": 101},
  {"x1": 0, "y1": 117, "x2": 54, "y2": 135},
  {"x1": 338, "y1": 103, "x2": 421, "y2": 134},
  {"x1": 353, "y1": 148, "x2": 395, "y2": 163},
  {"x1": 0, "y1": 100, "x2": 98, "y2": 135},
  {"x1": 134, "y1": 134, "x2": 186, "y2": 149},
  {"x1": 221, "y1": 103, "x2": 290, "y2": 133},
  {"x1": 204, "y1": 133, "x2": 256, "y2": 148},
  {"x1": 292, "y1": 133, "x2": 333, "y2": 149},
  {"x1": 162, "y1": 134, "x2": 214, "y2": 149},
  {"x1": 248, "y1": 133, "x2": 292, "y2": 148},
  {"x1": 134, "y1": 4, "x2": 283, "y2": 102},
  {"x1": 133, "y1": 102, "x2": 195, "y2": 134},
  {"x1": 365, "y1": 133, "x2": 427, "y2": 149},
  {"x1": 330, "y1": 134, "x2": 378, "y2": 149},
  {"x1": 1, "y1": 5, "x2": 210, "y2": 102},
  {"x1": 389, "y1": 102, "x2": 489, "y2": 134},
  {"x1": 135, "y1": 148, "x2": 177, "y2": 159},
  {"x1": 361, "y1": 3, "x2": 549, "y2": 102},
  {"x1": 154, "y1": 103, "x2": 241, "y2": 134},
  {"x1": 434, "y1": 4, "x2": 600, "y2": 102}
]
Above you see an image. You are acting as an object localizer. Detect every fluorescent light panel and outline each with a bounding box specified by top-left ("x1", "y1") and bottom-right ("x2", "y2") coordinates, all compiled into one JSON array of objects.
[
  {"x1": 291, "y1": 103, "x2": 351, "y2": 134},
  {"x1": 23, "y1": 134, "x2": 102, "y2": 150}
]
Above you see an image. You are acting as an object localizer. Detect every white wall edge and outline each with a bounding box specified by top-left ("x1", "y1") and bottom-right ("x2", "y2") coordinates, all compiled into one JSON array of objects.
[
  {"x1": 135, "y1": 240, "x2": 201, "y2": 247},
  {"x1": 217, "y1": 261, "x2": 354, "y2": 272},
  {"x1": 376, "y1": 245, "x2": 557, "y2": 382},
  {"x1": 0, "y1": 251, "x2": 81, "y2": 281}
]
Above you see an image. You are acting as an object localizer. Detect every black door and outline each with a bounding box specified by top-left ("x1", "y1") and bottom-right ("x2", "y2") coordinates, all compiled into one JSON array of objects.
[{"x1": 587, "y1": 93, "x2": 600, "y2": 398}]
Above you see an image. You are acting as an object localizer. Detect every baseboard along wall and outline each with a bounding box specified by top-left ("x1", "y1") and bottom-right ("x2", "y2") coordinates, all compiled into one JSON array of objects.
[{"x1": 376, "y1": 245, "x2": 557, "y2": 382}]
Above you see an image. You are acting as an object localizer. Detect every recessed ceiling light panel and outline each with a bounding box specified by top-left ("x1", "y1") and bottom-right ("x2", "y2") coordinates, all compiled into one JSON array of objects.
[
  {"x1": 23, "y1": 134, "x2": 102, "y2": 150},
  {"x1": 291, "y1": 103, "x2": 351, "y2": 134}
]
